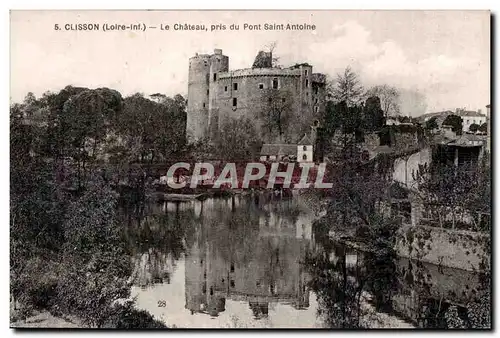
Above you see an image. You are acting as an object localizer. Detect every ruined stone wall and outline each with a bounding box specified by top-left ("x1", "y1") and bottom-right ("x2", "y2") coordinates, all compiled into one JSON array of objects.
[
  {"x1": 394, "y1": 224, "x2": 491, "y2": 272},
  {"x1": 188, "y1": 51, "x2": 326, "y2": 142},
  {"x1": 213, "y1": 70, "x2": 324, "y2": 141},
  {"x1": 214, "y1": 73, "x2": 304, "y2": 142},
  {"x1": 392, "y1": 147, "x2": 431, "y2": 190}
]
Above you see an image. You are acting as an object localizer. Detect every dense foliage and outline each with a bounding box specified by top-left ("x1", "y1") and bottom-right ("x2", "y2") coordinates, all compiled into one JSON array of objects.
[{"x1": 10, "y1": 88, "x2": 178, "y2": 327}]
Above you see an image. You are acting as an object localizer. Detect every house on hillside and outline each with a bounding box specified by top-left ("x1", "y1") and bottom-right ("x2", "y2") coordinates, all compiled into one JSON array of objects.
[
  {"x1": 417, "y1": 108, "x2": 486, "y2": 134},
  {"x1": 459, "y1": 110, "x2": 487, "y2": 133}
]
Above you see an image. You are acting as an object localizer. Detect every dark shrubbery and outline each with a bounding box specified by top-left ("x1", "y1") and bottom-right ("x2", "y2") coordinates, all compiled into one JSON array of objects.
[
  {"x1": 103, "y1": 301, "x2": 166, "y2": 329},
  {"x1": 11, "y1": 178, "x2": 165, "y2": 328}
]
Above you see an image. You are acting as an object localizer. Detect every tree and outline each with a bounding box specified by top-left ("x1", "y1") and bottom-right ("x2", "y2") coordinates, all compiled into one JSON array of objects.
[
  {"x1": 213, "y1": 117, "x2": 262, "y2": 160},
  {"x1": 413, "y1": 158, "x2": 490, "y2": 230},
  {"x1": 329, "y1": 66, "x2": 364, "y2": 107},
  {"x1": 425, "y1": 117, "x2": 439, "y2": 131},
  {"x1": 60, "y1": 88, "x2": 123, "y2": 186},
  {"x1": 259, "y1": 88, "x2": 294, "y2": 142},
  {"x1": 265, "y1": 41, "x2": 281, "y2": 68},
  {"x1": 469, "y1": 123, "x2": 480, "y2": 133},
  {"x1": 115, "y1": 93, "x2": 186, "y2": 164},
  {"x1": 363, "y1": 96, "x2": 385, "y2": 132},
  {"x1": 252, "y1": 42, "x2": 280, "y2": 69},
  {"x1": 442, "y1": 114, "x2": 463, "y2": 135},
  {"x1": 479, "y1": 122, "x2": 488, "y2": 133},
  {"x1": 366, "y1": 84, "x2": 400, "y2": 117}
]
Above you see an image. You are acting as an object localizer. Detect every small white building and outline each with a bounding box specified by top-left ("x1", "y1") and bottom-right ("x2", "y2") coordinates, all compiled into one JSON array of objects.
[
  {"x1": 455, "y1": 109, "x2": 487, "y2": 132},
  {"x1": 297, "y1": 134, "x2": 313, "y2": 162},
  {"x1": 462, "y1": 115, "x2": 487, "y2": 132},
  {"x1": 386, "y1": 116, "x2": 401, "y2": 126}
]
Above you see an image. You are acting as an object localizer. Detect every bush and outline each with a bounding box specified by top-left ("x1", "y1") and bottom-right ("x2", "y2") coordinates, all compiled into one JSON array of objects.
[
  {"x1": 50, "y1": 178, "x2": 133, "y2": 327},
  {"x1": 102, "y1": 301, "x2": 166, "y2": 328},
  {"x1": 11, "y1": 257, "x2": 61, "y2": 316}
]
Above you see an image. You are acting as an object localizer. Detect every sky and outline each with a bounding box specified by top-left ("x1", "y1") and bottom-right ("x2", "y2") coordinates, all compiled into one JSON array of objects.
[{"x1": 10, "y1": 10, "x2": 490, "y2": 115}]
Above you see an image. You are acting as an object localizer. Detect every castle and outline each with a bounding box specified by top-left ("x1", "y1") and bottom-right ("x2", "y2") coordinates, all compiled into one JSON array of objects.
[{"x1": 186, "y1": 49, "x2": 327, "y2": 142}]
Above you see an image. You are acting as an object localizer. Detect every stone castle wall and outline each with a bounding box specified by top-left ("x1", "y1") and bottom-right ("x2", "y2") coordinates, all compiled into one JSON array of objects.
[
  {"x1": 187, "y1": 49, "x2": 326, "y2": 142},
  {"x1": 394, "y1": 224, "x2": 490, "y2": 272}
]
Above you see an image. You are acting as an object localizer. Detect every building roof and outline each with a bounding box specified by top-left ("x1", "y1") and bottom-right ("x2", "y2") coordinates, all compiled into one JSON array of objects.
[
  {"x1": 433, "y1": 133, "x2": 486, "y2": 147},
  {"x1": 432, "y1": 133, "x2": 454, "y2": 145},
  {"x1": 260, "y1": 143, "x2": 297, "y2": 156},
  {"x1": 298, "y1": 133, "x2": 312, "y2": 145},
  {"x1": 447, "y1": 134, "x2": 486, "y2": 147}
]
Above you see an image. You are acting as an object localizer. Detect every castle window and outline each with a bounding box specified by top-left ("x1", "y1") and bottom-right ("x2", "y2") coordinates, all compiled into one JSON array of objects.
[
  {"x1": 268, "y1": 98, "x2": 272, "y2": 103},
  {"x1": 230, "y1": 263, "x2": 235, "y2": 272},
  {"x1": 224, "y1": 86, "x2": 228, "y2": 92},
  {"x1": 233, "y1": 98, "x2": 237, "y2": 107},
  {"x1": 315, "y1": 98, "x2": 318, "y2": 104},
  {"x1": 303, "y1": 145, "x2": 307, "y2": 151},
  {"x1": 203, "y1": 103, "x2": 205, "y2": 108},
  {"x1": 233, "y1": 83, "x2": 238, "y2": 91},
  {"x1": 259, "y1": 83, "x2": 264, "y2": 89},
  {"x1": 306, "y1": 79, "x2": 309, "y2": 88},
  {"x1": 207, "y1": 89, "x2": 209, "y2": 95},
  {"x1": 305, "y1": 69, "x2": 308, "y2": 76},
  {"x1": 314, "y1": 87, "x2": 318, "y2": 94},
  {"x1": 303, "y1": 154, "x2": 307, "y2": 161},
  {"x1": 213, "y1": 73, "x2": 217, "y2": 81},
  {"x1": 230, "y1": 280, "x2": 235, "y2": 288},
  {"x1": 315, "y1": 106, "x2": 319, "y2": 113},
  {"x1": 272, "y1": 78, "x2": 279, "y2": 89},
  {"x1": 282, "y1": 98, "x2": 286, "y2": 103}
]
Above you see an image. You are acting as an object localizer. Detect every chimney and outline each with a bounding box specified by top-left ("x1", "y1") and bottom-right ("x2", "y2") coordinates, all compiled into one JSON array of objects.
[{"x1": 214, "y1": 49, "x2": 222, "y2": 55}]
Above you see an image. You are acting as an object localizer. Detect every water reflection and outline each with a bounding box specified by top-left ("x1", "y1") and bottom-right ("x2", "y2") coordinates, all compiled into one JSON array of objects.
[
  {"x1": 308, "y1": 233, "x2": 490, "y2": 329},
  {"x1": 122, "y1": 195, "x2": 321, "y2": 328},
  {"x1": 121, "y1": 196, "x2": 490, "y2": 329}
]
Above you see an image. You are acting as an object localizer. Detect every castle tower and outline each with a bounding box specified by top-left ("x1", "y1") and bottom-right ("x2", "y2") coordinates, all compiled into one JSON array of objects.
[
  {"x1": 187, "y1": 53, "x2": 211, "y2": 141},
  {"x1": 208, "y1": 49, "x2": 229, "y2": 139}
]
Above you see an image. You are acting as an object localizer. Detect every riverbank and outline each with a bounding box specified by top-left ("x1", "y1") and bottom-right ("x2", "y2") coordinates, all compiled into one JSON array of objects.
[
  {"x1": 359, "y1": 292, "x2": 415, "y2": 329},
  {"x1": 11, "y1": 311, "x2": 82, "y2": 328},
  {"x1": 329, "y1": 223, "x2": 491, "y2": 272},
  {"x1": 394, "y1": 224, "x2": 490, "y2": 272}
]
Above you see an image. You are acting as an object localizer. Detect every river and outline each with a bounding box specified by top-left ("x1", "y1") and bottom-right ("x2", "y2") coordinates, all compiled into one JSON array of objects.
[{"x1": 119, "y1": 194, "x2": 490, "y2": 329}]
